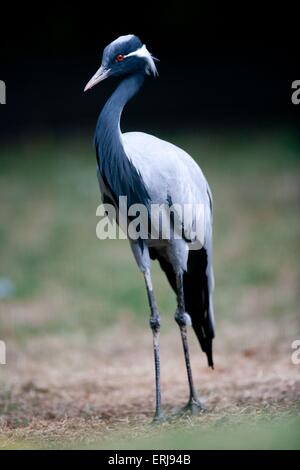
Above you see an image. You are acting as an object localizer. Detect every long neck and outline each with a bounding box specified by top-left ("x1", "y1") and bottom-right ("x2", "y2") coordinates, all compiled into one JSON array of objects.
[
  {"x1": 95, "y1": 73, "x2": 144, "y2": 167},
  {"x1": 95, "y1": 73, "x2": 150, "y2": 208}
]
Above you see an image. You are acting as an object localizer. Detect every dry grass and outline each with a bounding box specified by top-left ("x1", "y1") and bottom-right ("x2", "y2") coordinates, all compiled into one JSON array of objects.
[{"x1": 0, "y1": 315, "x2": 299, "y2": 448}]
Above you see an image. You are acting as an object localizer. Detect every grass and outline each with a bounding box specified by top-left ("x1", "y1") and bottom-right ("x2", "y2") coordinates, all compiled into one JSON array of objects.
[
  {"x1": 0, "y1": 129, "x2": 299, "y2": 449},
  {"x1": 2, "y1": 412, "x2": 300, "y2": 450},
  {"x1": 92, "y1": 414, "x2": 300, "y2": 450}
]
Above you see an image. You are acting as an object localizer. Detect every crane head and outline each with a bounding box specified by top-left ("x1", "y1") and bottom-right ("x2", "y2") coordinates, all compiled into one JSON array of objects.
[{"x1": 84, "y1": 34, "x2": 158, "y2": 92}]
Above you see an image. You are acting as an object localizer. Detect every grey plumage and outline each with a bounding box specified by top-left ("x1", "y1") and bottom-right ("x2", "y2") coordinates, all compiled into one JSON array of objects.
[{"x1": 85, "y1": 34, "x2": 215, "y2": 418}]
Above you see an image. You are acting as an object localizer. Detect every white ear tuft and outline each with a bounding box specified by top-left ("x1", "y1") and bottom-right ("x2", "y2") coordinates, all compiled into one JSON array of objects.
[
  {"x1": 141, "y1": 45, "x2": 158, "y2": 76},
  {"x1": 124, "y1": 44, "x2": 158, "y2": 77}
]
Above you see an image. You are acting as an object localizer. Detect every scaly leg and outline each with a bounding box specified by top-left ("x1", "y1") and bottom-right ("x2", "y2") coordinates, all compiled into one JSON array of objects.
[
  {"x1": 175, "y1": 272, "x2": 205, "y2": 414},
  {"x1": 144, "y1": 270, "x2": 164, "y2": 421}
]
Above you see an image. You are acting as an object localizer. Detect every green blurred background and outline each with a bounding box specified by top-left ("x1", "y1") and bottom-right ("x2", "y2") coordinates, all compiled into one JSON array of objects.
[{"x1": 1, "y1": 131, "x2": 299, "y2": 337}]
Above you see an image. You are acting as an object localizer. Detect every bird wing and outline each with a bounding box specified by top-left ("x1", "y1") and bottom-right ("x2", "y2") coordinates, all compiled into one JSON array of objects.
[{"x1": 122, "y1": 131, "x2": 213, "y2": 246}]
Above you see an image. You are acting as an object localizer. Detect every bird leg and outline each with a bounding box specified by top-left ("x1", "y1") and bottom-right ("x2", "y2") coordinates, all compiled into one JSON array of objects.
[
  {"x1": 144, "y1": 270, "x2": 164, "y2": 422},
  {"x1": 175, "y1": 272, "x2": 205, "y2": 415}
]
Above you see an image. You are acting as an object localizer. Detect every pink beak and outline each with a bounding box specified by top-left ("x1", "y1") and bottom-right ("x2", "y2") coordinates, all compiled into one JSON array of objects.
[{"x1": 84, "y1": 66, "x2": 111, "y2": 92}]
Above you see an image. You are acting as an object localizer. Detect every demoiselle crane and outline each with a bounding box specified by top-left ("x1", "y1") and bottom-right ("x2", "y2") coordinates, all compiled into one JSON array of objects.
[{"x1": 84, "y1": 35, "x2": 215, "y2": 420}]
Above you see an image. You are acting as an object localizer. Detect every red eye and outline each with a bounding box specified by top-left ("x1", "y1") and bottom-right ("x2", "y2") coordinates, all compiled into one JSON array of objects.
[{"x1": 116, "y1": 54, "x2": 124, "y2": 62}]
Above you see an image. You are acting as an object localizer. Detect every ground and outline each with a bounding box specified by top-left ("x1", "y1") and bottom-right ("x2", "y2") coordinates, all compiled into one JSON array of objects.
[
  {"x1": 0, "y1": 131, "x2": 299, "y2": 449},
  {"x1": 1, "y1": 320, "x2": 300, "y2": 449}
]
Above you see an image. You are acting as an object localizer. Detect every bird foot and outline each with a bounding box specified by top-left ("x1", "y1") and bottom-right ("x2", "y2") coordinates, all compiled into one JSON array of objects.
[
  {"x1": 151, "y1": 411, "x2": 166, "y2": 424},
  {"x1": 172, "y1": 397, "x2": 206, "y2": 417}
]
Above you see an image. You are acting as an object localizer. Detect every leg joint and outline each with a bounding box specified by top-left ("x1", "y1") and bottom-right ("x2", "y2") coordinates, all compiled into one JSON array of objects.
[
  {"x1": 175, "y1": 309, "x2": 192, "y2": 327},
  {"x1": 150, "y1": 314, "x2": 160, "y2": 332}
]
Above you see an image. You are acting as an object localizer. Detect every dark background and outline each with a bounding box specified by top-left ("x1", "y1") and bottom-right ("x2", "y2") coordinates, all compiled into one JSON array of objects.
[{"x1": 0, "y1": 2, "x2": 299, "y2": 138}]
